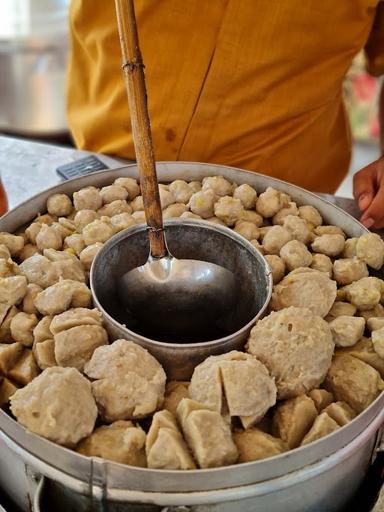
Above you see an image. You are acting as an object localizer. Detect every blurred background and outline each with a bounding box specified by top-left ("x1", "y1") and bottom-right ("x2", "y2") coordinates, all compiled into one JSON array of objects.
[{"x1": 0, "y1": 0, "x2": 381, "y2": 198}]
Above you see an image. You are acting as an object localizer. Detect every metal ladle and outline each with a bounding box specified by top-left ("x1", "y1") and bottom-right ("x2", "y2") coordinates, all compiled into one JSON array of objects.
[{"x1": 115, "y1": 0, "x2": 237, "y2": 340}]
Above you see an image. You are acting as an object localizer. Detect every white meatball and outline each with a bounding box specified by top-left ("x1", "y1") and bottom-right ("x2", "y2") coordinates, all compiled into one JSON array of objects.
[
  {"x1": 311, "y1": 234, "x2": 345, "y2": 257},
  {"x1": 240, "y1": 210, "x2": 263, "y2": 227},
  {"x1": 264, "y1": 255, "x2": 286, "y2": 284},
  {"x1": 113, "y1": 177, "x2": 140, "y2": 200},
  {"x1": 0, "y1": 244, "x2": 11, "y2": 260},
  {"x1": 189, "y1": 189, "x2": 216, "y2": 218},
  {"x1": 64, "y1": 234, "x2": 86, "y2": 256},
  {"x1": 372, "y1": 328, "x2": 384, "y2": 358},
  {"x1": 233, "y1": 184, "x2": 257, "y2": 209},
  {"x1": 250, "y1": 239, "x2": 265, "y2": 255},
  {"x1": 344, "y1": 277, "x2": 383, "y2": 311},
  {"x1": 35, "y1": 224, "x2": 62, "y2": 251},
  {"x1": 47, "y1": 194, "x2": 73, "y2": 217},
  {"x1": 98, "y1": 200, "x2": 132, "y2": 218},
  {"x1": 162, "y1": 203, "x2": 188, "y2": 219},
  {"x1": 10, "y1": 312, "x2": 38, "y2": 346},
  {"x1": 20, "y1": 254, "x2": 59, "y2": 288},
  {"x1": 342, "y1": 238, "x2": 358, "y2": 259},
  {"x1": 329, "y1": 316, "x2": 365, "y2": 347},
  {"x1": 19, "y1": 244, "x2": 39, "y2": 262},
  {"x1": 0, "y1": 233, "x2": 24, "y2": 256},
  {"x1": 272, "y1": 202, "x2": 299, "y2": 226},
  {"x1": 310, "y1": 253, "x2": 333, "y2": 277},
  {"x1": 314, "y1": 225, "x2": 345, "y2": 237},
  {"x1": 73, "y1": 210, "x2": 98, "y2": 233},
  {"x1": 22, "y1": 284, "x2": 43, "y2": 314},
  {"x1": 202, "y1": 176, "x2": 233, "y2": 197},
  {"x1": 100, "y1": 185, "x2": 128, "y2": 204},
  {"x1": 79, "y1": 243, "x2": 103, "y2": 270},
  {"x1": 82, "y1": 219, "x2": 114, "y2": 246},
  {"x1": 356, "y1": 233, "x2": 384, "y2": 270},
  {"x1": 298, "y1": 205, "x2": 323, "y2": 227},
  {"x1": 132, "y1": 211, "x2": 146, "y2": 223},
  {"x1": 73, "y1": 186, "x2": 102, "y2": 211},
  {"x1": 180, "y1": 212, "x2": 202, "y2": 220},
  {"x1": 207, "y1": 216, "x2": 226, "y2": 226},
  {"x1": 283, "y1": 215, "x2": 311, "y2": 244},
  {"x1": 279, "y1": 240, "x2": 312, "y2": 271},
  {"x1": 333, "y1": 258, "x2": 369, "y2": 286},
  {"x1": 214, "y1": 196, "x2": 244, "y2": 226},
  {"x1": 169, "y1": 180, "x2": 194, "y2": 204},
  {"x1": 256, "y1": 187, "x2": 290, "y2": 218},
  {"x1": 188, "y1": 181, "x2": 202, "y2": 193},
  {"x1": 234, "y1": 221, "x2": 260, "y2": 241},
  {"x1": 325, "y1": 302, "x2": 357, "y2": 322},
  {"x1": 159, "y1": 189, "x2": 175, "y2": 209},
  {"x1": 262, "y1": 226, "x2": 293, "y2": 255},
  {"x1": 110, "y1": 213, "x2": 136, "y2": 233},
  {"x1": 25, "y1": 223, "x2": 42, "y2": 245},
  {"x1": 130, "y1": 195, "x2": 144, "y2": 212}
]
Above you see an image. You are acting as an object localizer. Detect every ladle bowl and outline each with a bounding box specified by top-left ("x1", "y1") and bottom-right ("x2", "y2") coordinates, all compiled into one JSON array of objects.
[{"x1": 91, "y1": 219, "x2": 272, "y2": 379}]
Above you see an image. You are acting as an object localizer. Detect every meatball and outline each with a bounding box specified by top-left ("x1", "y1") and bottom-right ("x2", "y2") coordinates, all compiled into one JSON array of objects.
[
  {"x1": 272, "y1": 395, "x2": 318, "y2": 448},
  {"x1": 233, "y1": 184, "x2": 257, "y2": 209},
  {"x1": 100, "y1": 185, "x2": 128, "y2": 204},
  {"x1": 282, "y1": 215, "x2": 312, "y2": 245},
  {"x1": 78, "y1": 243, "x2": 102, "y2": 271},
  {"x1": 372, "y1": 327, "x2": 384, "y2": 359},
  {"x1": 163, "y1": 381, "x2": 190, "y2": 417},
  {"x1": 213, "y1": 196, "x2": 243, "y2": 226},
  {"x1": 77, "y1": 420, "x2": 146, "y2": 467},
  {"x1": 10, "y1": 367, "x2": 97, "y2": 446},
  {"x1": 272, "y1": 202, "x2": 299, "y2": 226},
  {"x1": 113, "y1": 177, "x2": 140, "y2": 200},
  {"x1": 310, "y1": 253, "x2": 333, "y2": 277},
  {"x1": 234, "y1": 220, "x2": 260, "y2": 241},
  {"x1": 22, "y1": 284, "x2": 42, "y2": 315},
  {"x1": 0, "y1": 233, "x2": 24, "y2": 256},
  {"x1": 342, "y1": 238, "x2": 358, "y2": 258},
  {"x1": 73, "y1": 210, "x2": 98, "y2": 233},
  {"x1": 279, "y1": 240, "x2": 312, "y2": 271},
  {"x1": 325, "y1": 301, "x2": 357, "y2": 322},
  {"x1": 159, "y1": 189, "x2": 175, "y2": 209},
  {"x1": 47, "y1": 194, "x2": 73, "y2": 217},
  {"x1": 333, "y1": 258, "x2": 368, "y2": 286},
  {"x1": 240, "y1": 210, "x2": 263, "y2": 227},
  {"x1": 169, "y1": 180, "x2": 194, "y2": 204},
  {"x1": 177, "y1": 398, "x2": 238, "y2": 469},
  {"x1": 146, "y1": 410, "x2": 195, "y2": 470},
  {"x1": 73, "y1": 186, "x2": 102, "y2": 211},
  {"x1": 298, "y1": 205, "x2": 322, "y2": 227},
  {"x1": 82, "y1": 219, "x2": 114, "y2": 246},
  {"x1": 311, "y1": 234, "x2": 345, "y2": 257},
  {"x1": 271, "y1": 268, "x2": 337, "y2": 318},
  {"x1": 256, "y1": 187, "x2": 290, "y2": 218},
  {"x1": 0, "y1": 275, "x2": 28, "y2": 307},
  {"x1": 162, "y1": 203, "x2": 188, "y2": 219},
  {"x1": 179, "y1": 211, "x2": 202, "y2": 220},
  {"x1": 264, "y1": 255, "x2": 285, "y2": 284},
  {"x1": 247, "y1": 307, "x2": 334, "y2": 399},
  {"x1": 356, "y1": 233, "x2": 384, "y2": 270},
  {"x1": 262, "y1": 226, "x2": 293, "y2": 255},
  {"x1": 189, "y1": 351, "x2": 277, "y2": 428},
  {"x1": 130, "y1": 195, "x2": 144, "y2": 212},
  {"x1": 64, "y1": 234, "x2": 86, "y2": 256},
  {"x1": 324, "y1": 354, "x2": 382, "y2": 413},
  {"x1": 10, "y1": 312, "x2": 38, "y2": 347},
  {"x1": 189, "y1": 189, "x2": 216, "y2": 218},
  {"x1": 323, "y1": 401, "x2": 356, "y2": 426},
  {"x1": 328, "y1": 316, "x2": 365, "y2": 347},
  {"x1": 109, "y1": 213, "x2": 136, "y2": 233},
  {"x1": 300, "y1": 412, "x2": 339, "y2": 446},
  {"x1": 98, "y1": 199, "x2": 132, "y2": 218},
  {"x1": 35, "y1": 224, "x2": 62, "y2": 251},
  {"x1": 34, "y1": 280, "x2": 91, "y2": 316},
  {"x1": 343, "y1": 277, "x2": 383, "y2": 311},
  {"x1": 202, "y1": 176, "x2": 233, "y2": 197},
  {"x1": 84, "y1": 339, "x2": 166, "y2": 422},
  {"x1": 233, "y1": 429, "x2": 287, "y2": 463}
]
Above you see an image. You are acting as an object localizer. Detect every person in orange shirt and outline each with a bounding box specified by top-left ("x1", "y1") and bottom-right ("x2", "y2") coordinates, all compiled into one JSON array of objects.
[{"x1": 67, "y1": 1, "x2": 384, "y2": 227}]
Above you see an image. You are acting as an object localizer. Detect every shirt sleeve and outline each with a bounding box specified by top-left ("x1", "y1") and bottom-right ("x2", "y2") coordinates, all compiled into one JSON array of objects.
[{"x1": 365, "y1": 2, "x2": 384, "y2": 76}]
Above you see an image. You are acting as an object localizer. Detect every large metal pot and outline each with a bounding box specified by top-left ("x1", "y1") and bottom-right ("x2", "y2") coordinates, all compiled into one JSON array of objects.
[{"x1": 0, "y1": 161, "x2": 382, "y2": 512}]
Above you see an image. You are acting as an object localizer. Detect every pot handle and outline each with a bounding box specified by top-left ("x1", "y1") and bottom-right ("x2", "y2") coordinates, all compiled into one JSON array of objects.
[{"x1": 32, "y1": 474, "x2": 45, "y2": 512}]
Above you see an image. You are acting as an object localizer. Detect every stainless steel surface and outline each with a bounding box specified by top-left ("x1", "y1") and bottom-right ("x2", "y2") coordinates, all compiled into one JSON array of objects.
[
  {"x1": 0, "y1": 151, "x2": 382, "y2": 510},
  {"x1": 92, "y1": 220, "x2": 272, "y2": 378},
  {"x1": 0, "y1": 1, "x2": 69, "y2": 135},
  {"x1": 119, "y1": 251, "x2": 238, "y2": 341}
]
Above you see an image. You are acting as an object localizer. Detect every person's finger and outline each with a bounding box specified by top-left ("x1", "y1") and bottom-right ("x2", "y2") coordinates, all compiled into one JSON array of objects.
[
  {"x1": 360, "y1": 172, "x2": 384, "y2": 228},
  {"x1": 353, "y1": 162, "x2": 378, "y2": 211}
]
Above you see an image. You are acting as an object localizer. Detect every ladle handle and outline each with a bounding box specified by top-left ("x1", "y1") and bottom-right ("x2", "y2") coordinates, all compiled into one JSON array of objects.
[{"x1": 115, "y1": 0, "x2": 167, "y2": 259}]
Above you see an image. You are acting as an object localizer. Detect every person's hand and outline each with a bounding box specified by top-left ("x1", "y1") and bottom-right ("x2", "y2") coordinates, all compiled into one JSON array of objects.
[{"x1": 353, "y1": 156, "x2": 384, "y2": 229}]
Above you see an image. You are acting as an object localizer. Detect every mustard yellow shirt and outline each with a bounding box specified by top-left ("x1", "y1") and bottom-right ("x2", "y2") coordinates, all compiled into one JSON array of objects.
[{"x1": 67, "y1": 0, "x2": 384, "y2": 193}]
